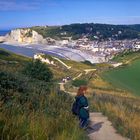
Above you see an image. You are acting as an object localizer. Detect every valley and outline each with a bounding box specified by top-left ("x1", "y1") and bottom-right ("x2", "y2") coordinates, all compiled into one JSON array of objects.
[{"x1": 0, "y1": 43, "x2": 140, "y2": 140}]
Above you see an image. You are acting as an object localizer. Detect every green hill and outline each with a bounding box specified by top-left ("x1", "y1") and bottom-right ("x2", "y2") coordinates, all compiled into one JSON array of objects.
[
  {"x1": 0, "y1": 49, "x2": 140, "y2": 140},
  {"x1": 102, "y1": 51, "x2": 140, "y2": 96},
  {"x1": 31, "y1": 23, "x2": 140, "y2": 40}
]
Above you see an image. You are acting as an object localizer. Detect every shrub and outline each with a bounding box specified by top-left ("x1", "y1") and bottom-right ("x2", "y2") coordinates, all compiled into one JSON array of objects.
[
  {"x1": 0, "y1": 90, "x2": 88, "y2": 140},
  {"x1": 72, "y1": 79, "x2": 88, "y2": 87},
  {"x1": 23, "y1": 59, "x2": 53, "y2": 82},
  {"x1": 82, "y1": 60, "x2": 96, "y2": 66},
  {"x1": 0, "y1": 71, "x2": 27, "y2": 92},
  {"x1": 0, "y1": 50, "x2": 10, "y2": 56},
  {"x1": 0, "y1": 71, "x2": 27, "y2": 102}
]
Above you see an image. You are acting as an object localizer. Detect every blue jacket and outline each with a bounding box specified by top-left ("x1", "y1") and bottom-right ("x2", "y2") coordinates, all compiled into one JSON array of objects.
[{"x1": 75, "y1": 95, "x2": 89, "y2": 119}]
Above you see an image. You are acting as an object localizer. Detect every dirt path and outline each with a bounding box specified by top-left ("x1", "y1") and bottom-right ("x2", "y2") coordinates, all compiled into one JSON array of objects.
[
  {"x1": 84, "y1": 69, "x2": 96, "y2": 74},
  {"x1": 59, "y1": 78, "x2": 130, "y2": 140},
  {"x1": 59, "y1": 83, "x2": 76, "y2": 96},
  {"x1": 87, "y1": 113, "x2": 130, "y2": 140},
  {"x1": 72, "y1": 73, "x2": 83, "y2": 80}
]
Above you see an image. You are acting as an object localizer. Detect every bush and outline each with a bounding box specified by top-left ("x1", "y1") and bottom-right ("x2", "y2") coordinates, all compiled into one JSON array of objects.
[
  {"x1": 23, "y1": 59, "x2": 53, "y2": 82},
  {"x1": 82, "y1": 60, "x2": 96, "y2": 66},
  {"x1": 72, "y1": 79, "x2": 87, "y2": 87},
  {"x1": 0, "y1": 50, "x2": 10, "y2": 56},
  {"x1": 0, "y1": 89, "x2": 88, "y2": 140},
  {"x1": 0, "y1": 71, "x2": 27, "y2": 92},
  {"x1": 0, "y1": 71, "x2": 27, "y2": 102}
]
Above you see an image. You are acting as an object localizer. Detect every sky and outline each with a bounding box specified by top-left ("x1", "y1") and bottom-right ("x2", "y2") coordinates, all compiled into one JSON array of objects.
[{"x1": 0, "y1": 0, "x2": 140, "y2": 29}]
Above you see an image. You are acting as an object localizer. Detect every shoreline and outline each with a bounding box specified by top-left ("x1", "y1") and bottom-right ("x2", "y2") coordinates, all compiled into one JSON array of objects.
[{"x1": 0, "y1": 42, "x2": 107, "y2": 63}]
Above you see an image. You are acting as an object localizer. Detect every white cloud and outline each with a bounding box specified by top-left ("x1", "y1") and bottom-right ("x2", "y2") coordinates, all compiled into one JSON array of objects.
[{"x1": 0, "y1": 0, "x2": 41, "y2": 11}]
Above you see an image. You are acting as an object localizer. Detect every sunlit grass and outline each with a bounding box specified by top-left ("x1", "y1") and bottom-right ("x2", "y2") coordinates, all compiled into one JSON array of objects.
[{"x1": 90, "y1": 93, "x2": 140, "y2": 140}]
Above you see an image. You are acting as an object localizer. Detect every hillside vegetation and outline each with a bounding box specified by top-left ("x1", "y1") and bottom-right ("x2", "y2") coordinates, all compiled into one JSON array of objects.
[
  {"x1": 31, "y1": 23, "x2": 140, "y2": 40},
  {"x1": 0, "y1": 48, "x2": 140, "y2": 140},
  {"x1": 89, "y1": 51, "x2": 140, "y2": 140},
  {"x1": 102, "y1": 50, "x2": 140, "y2": 96},
  {"x1": 90, "y1": 92, "x2": 140, "y2": 140},
  {"x1": 112, "y1": 50, "x2": 140, "y2": 63},
  {"x1": 0, "y1": 49, "x2": 88, "y2": 140},
  {"x1": 63, "y1": 51, "x2": 140, "y2": 140}
]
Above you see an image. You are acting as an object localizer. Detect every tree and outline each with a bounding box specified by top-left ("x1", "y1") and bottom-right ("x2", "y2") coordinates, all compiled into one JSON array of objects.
[
  {"x1": 72, "y1": 79, "x2": 87, "y2": 87},
  {"x1": 23, "y1": 59, "x2": 53, "y2": 82}
]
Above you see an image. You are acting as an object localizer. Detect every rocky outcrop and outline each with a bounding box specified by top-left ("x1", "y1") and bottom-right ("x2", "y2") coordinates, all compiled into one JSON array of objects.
[
  {"x1": 0, "y1": 36, "x2": 5, "y2": 43},
  {"x1": 5, "y1": 29, "x2": 47, "y2": 44}
]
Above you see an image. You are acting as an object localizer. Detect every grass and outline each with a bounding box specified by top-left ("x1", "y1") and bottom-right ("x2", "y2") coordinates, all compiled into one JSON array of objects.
[
  {"x1": 87, "y1": 51, "x2": 140, "y2": 140},
  {"x1": 56, "y1": 51, "x2": 140, "y2": 140},
  {"x1": 0, "y1": 49, "x2": 88, "y2": 140},
  {"x1": 1, "y1": 48, "x2": 140, "y2": 140},
  {"x1": 32, "y1": 53, "x2": 95, "y2": 81},
  {"x1": 112, "y1": 50, "x2": 140, "y2": 63},
  {"x1": 62, "y1": 59, "x2": 94, "y2": 71},
  {"x1": 0, "y1": 90, "x2": 88, "y2": 140},
  {"x1": 0, "y1": 88, "x2": 88, "y2": 140},
  {"x1": 102, "y1": 59, "x2": 140, "y2": 96},
  {"x1": 89, "y1": 93, "x2": 140, "y2": 140},
  {"x1": 62, "y1": 50, "x2": 140, "y2": 140},
  {"x1": 0, "y1": 48, "x2": 30, "y2": 62}
]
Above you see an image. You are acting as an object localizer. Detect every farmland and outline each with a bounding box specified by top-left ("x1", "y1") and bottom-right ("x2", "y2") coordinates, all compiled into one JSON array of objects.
[{"x1": 102, "y1": 59, "x2": 140, "y2": 96}]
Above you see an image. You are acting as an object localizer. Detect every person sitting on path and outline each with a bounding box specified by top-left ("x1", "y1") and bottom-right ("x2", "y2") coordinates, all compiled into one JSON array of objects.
[{"x1": 72, "y1": 86, "x2": 89, "y2": 128}]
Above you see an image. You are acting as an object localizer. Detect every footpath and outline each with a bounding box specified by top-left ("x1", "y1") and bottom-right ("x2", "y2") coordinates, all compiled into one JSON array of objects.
[
  {"x1": 87, "y1": 113, "x2": 130, "y2": 140},
  {"x1": 59, "y1": 82, "x2": 130, "y2": 140}
]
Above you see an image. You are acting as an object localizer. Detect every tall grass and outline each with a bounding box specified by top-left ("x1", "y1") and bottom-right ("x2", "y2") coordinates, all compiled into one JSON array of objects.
[
  {"x1": 90, "y1": 93, "x2": 140, "y2": 140},
  {"x1": 0, "y1": 49, "x2": 88, "y2": 140},
  {"x1": 0, "y1": 79, "x2": 88, "y2": 140}
]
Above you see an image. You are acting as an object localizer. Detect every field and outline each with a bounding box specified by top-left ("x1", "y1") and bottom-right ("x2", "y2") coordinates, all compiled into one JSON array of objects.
[{"x1": 102, "y1": 59, "x2": 140, "y2": 96}]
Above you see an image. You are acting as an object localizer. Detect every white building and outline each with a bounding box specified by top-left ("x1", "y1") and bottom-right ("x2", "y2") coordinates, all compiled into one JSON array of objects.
[
  {"x1": 34, "y1": 53, "x2": 55, "y2": 65},
  {"x1": 134, "y1": 44, "x2": 140, "y2": 49}
]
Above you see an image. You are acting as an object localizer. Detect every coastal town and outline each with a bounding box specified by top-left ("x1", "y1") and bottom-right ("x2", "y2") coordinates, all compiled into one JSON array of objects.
[
  {"x1": 0, "y1": 28, "x2": 140, "y2": 63},
  {"x1": 55, "y1": 36, "x2": 140, "y2": 60}
]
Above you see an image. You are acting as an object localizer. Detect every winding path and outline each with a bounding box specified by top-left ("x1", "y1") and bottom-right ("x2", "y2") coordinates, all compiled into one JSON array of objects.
[{"x1": 59, "y1": 82, "x2": 130, "y2": 140}]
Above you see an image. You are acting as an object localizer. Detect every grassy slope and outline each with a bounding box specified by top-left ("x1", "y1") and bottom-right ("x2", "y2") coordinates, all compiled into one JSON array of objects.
[
  {"x1": 0, "y1": 48, "x2": 30, "y2": 62},
  {"x1": 90, "y1": 51, "x2": 140, "y2": 140},
  {"x1": 0, "y1": 48, "x2": 30, "y2": 74},
  {"x1": 0, "y1": 49, "x2": 88, "y2": 140},
  {"x1": 102, "y1": 52, "x2": 140, "y2": 96},
  {"x1": 61, "y1": 54, "x2": 140, "y2": 140},
  {"x1": 1, "y1": 48, "x2": 140, "y2": 140},
  {"x1": 89, "y1": 93, "x2": 140, "y2": 140},
  {"x1": 60, "y1": 51, "x2": 140, "y2": 140},
  {"x1": 50, "y1": 58, "x2": 95, "y2": 83},
  {"x1": 112, "y1": 50, "x2": 140, "y2": 63}
]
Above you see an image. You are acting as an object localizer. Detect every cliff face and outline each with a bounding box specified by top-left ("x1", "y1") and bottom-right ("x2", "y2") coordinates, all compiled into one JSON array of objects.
[
  {"x1": 5, "y1": 29, "x2": 46, "y2": 44},
  {"x1": 0, "y1": 36, "x2": 5, "y2": 42}
]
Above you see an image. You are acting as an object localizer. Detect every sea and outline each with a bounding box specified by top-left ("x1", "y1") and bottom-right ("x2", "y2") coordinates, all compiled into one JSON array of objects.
[
  {"x1": 0, "y1": 30, "x2": 10, "y2": 36},
  {"x1": 0, "y1": 44, "x2": 66, "y2": 59}
]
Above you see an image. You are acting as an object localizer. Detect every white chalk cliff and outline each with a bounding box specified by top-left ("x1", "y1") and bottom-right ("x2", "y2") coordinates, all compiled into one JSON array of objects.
[
  {"x1": 4, "y1": 29, "x2": 47, "y2": 44},
  {"x1": 0, "y1": 36, "x2": 5, "y2": 42}
]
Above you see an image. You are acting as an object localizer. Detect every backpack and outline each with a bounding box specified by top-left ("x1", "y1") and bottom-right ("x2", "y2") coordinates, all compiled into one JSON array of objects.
[{"x1": 72, "y1": 97, "x2": 81, "y2": 115}]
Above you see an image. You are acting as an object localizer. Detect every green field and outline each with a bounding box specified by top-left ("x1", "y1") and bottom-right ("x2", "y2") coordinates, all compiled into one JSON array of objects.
[{"x1": 102, "y1": 59, "x2": 140, "y2": 96}]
